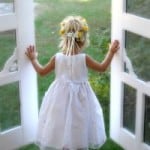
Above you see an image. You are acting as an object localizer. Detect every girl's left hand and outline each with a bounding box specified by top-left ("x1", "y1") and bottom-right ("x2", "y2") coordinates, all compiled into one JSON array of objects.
[
  {"x1": 25, "y1": 45, "x2": 38, "y2": 61},
  {"x1": 109, "y1": 40, "x2": 120, "y2": 54}
]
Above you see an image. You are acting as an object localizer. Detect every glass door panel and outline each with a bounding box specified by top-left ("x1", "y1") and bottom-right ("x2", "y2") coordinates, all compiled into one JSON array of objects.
[
  {"x1": 111, "y1": 0, "x2": 150, "y2": 149},
  {"x1": 123, "y1": 83, "x2": 136, "y2": 133},
  {"x1": 0, "y1": 82, "x2": 21, "y2": 132},
  {"x1": 126, "y1": 0, "x2": 150, "y2": 19},
  {"x1": 0, "y1": 30, "x2": 16, "y2": 72},
  {"x1": 0, "y1": 0, "x2": 14, "y2": 14},
  {"x1": 125, "y1": 31, "x2": 150, "y2": 81},
  {"x1": 144, "y1": 95, "x2": 150, "y2": 145},
  {"x1": 0, "y1": 0, "x2": 38, "y2": 149}
]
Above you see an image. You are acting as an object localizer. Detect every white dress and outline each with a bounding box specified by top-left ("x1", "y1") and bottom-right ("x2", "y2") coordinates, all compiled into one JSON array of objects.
[{"x1": 36, "y1": 53, "x2": 106, "y2": 150}]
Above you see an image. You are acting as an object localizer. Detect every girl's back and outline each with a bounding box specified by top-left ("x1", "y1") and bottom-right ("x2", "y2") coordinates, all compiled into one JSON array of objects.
[{"x1": 55, "y1": 53, "x2": 88, "y2": 82}]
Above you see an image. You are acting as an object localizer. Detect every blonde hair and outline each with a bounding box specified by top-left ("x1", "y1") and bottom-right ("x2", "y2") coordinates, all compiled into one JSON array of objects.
[{"x1": 59, "y1": 16, "x2": 89, "y2": 55}]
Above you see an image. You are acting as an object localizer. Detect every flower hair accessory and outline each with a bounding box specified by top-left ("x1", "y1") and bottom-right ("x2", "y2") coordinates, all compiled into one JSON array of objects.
[
  {"x1": 59, "y1": 16, "x2": 90, "y2": 55},
  {"x1": 66, "y1": 32, "x2": 76, "y2": 38},
  {"x1": 66, "y1": 31, "x2": 83, "y2": 38},
  {"x1": 80, "y1": 18, "x2": 89, "y2": 32},
  {"x1": 59, "y1": 16, "x2": 89, "y2": 38}
]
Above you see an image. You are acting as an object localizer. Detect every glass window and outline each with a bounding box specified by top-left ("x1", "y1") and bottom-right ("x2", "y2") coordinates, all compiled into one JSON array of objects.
[
  {"x1": 0, "y1": 82, "x2": 21, "y2": 132},
  {"x1": 144, "y1": 95, "x2": 150, "y2": 145},
  {"x1": 125, "y1": 31, "x2": 150, "y2": 82},
  {"x1": 123, "y1": 83, "x2": 136, "y2": 133},
  {"x1": 0, "y1": 0, "x2": 14, "y2": 14},
  {"x1": 0, "y1": 30, "x2": 17, "y2": 72},
  {"x1": 126, "y1": 0, "x2": 150, "y2": 19}
]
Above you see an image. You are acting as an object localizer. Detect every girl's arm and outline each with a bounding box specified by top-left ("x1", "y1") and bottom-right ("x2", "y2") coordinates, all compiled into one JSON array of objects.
[
  {"x1": 25, "y1": 45, "x2": 55, "y2": 76},
  {"x1": 86, "y1": 40, "x2": 119, "y2": 72}
]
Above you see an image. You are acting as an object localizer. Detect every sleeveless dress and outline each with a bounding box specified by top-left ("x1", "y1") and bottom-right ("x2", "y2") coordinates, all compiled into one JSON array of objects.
[{"x1": 36, "y1": 53, "x2": 106, "y2": 150}]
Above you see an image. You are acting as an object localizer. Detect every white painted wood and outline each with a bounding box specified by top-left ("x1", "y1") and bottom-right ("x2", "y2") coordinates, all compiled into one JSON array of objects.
[
  {"x1": 0, "y1": 14, "x2": 16, "y2": 31},
  {"x1": 121, "y1": 73, "x2": 150, "y2": 95},
  {"x1": 0, "y1": 127, "x2": 23, "y2": 150},
  {"x1": 110, "y1": 0, "x2": 124, "y2": 145},
  {"x1": 119, "y1": 129, "x2": 137, "y2": 150},
  {"x1": 121, "y1": 14, "x2": 150, "y2": 39},
  {"x1": 15, "y1": 0, "x2": 38, "y2": 145},
  {"x1": 0, "y1": 0, "x2": 38, "y2": 149},
  {"x1": 135, "y1": 91, "x2": 145, "y2": 150},
  {"x1": 0, "y1": 48, "x2": 18, "y2": 74},
  {"x1": 0, "y1": 72, "x2": 19, "y2": 86},
  {"x1": 111, "y1": 0, "x2": 150, "y2": 149}
]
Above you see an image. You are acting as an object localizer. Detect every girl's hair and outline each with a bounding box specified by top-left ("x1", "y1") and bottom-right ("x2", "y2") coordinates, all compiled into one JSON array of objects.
[{"x1": 59, "y1": 16, "x2": 89, "y2": 55}]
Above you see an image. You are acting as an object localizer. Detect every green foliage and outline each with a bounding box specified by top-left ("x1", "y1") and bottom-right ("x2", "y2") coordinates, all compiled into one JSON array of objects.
[
  {"x1": 100, "y1": 139, "x2": 123, "y2": 150},
  {"x1": 18, "y1": 144, "x2": 39, "y2": 150},
  {"x1": 88, "y1": 28, "x2": 111, "y2": 102},
  {"x1": 89, "y1": 72, "x2": 110, "y2": 102}
]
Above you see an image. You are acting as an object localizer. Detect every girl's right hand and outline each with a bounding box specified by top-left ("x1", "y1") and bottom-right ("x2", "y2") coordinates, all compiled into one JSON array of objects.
[
  {"x1": 25, "y1": 45, "x2": 38, "y2": 61},
  {"x1": 109, "y1": 40, "x2": 120, "y2": 54}
]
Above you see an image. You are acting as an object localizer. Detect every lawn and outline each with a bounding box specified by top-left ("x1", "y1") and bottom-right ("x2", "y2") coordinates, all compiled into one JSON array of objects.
[{"x1": 15, "y1": 0, "x2": 123, "y2": 149}]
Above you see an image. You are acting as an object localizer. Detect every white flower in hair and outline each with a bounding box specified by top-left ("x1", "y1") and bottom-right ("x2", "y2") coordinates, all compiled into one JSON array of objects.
[
  {"x1": 66, "y1": 32, "x2": 75, "y2": 38},
  {"x1": 66, "y1": 32, "x2": 80, "y2": 39}
]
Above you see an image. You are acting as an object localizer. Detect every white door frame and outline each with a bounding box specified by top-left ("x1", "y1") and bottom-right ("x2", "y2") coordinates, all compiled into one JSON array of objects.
[
  {"x1": 110, "y1": 0, "x2": 150, "y2": 150},
  {"x1": 0, "y1": 0, "x2": 38, "y2": 149}
]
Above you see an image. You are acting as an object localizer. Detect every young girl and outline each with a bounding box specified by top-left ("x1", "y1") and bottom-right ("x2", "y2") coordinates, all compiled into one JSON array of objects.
[{"x1": 25, "y1": 16, "x2": 119, "y2": 150}]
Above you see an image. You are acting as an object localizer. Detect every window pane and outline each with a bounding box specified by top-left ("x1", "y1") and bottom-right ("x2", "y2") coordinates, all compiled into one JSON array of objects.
[
  {"x1": 0, "y1": 0, "x2": 14, "y2": 14},
  {"x1": 123, "y1": 83, "x2": 136, "y2": 133},
  {"x1": 144, "y1": 95, "x2": 150, "y2": 145},
  {"x1": 0, "y1": 30, "x2": 17, "y2": 72},
  {"x1": 0, "y1": 82, "x2": 21, "y2": 131},
  {"x1": 125, "y1": 31, "x2": 150, "y2": 81},
  {"x1": 126, "y1": 0, "x2": 150, "y2": 19},
  {"x1": 124, "y1": 62, "x2": 129, "y2": 73}
]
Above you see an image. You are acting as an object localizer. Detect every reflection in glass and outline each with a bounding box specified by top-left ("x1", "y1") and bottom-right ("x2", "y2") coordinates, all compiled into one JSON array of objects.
[
  {"x1": 0, "y1": 82, "x2": 21, "y2": 132},
  {"x1": 0, "y1": 0, "x2": 14, "y2": 14},
  {"x1": 124, "y1": 62, "x2": 129, "y2": 73},
  {"x1": 123, "y1": 83, "x2": 136, "y2": 133},
  {"x1": 144, "y1": 95, "x2": 150, "y2": 145},
  {"x1": 126, "y1": 0, "x2": 150, "y2": 19},
  {"x1": 0, "y1": 30, "x2": 16, "y2": 71},
  {"x1": 125, "y1": 31, "x2": 150, "y2": 81}
]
